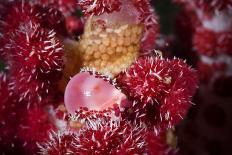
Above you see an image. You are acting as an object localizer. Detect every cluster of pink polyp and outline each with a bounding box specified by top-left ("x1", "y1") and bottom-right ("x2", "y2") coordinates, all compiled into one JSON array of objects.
[
  {"x1": 0, "y1": 0, "x2": 198, "y2": 154},
  {"x1": 173, "y1": 0, "x2": 232, "y2": 96},
  {"x1": 172, "y1": 1, "x2": 232, "y2": 155}
]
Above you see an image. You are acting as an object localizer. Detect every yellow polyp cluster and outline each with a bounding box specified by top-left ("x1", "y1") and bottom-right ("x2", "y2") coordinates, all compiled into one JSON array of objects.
[
  {"x1": 78, "y1": 18, "x2": 143, "y2": 76},
  {"x1": 59, "y1": 17, "x2": 143, "y2": 92}
]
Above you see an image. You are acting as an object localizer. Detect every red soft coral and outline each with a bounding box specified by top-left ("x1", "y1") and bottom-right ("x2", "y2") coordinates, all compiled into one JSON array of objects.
[
  {"x1": 0, "y1": 75, "x2": 27, "y2": 152},
  {"x1": 193, "y1": 27, "x2": 232, "y2": 56},
  {"x1": 38, "y1": 131, "x2": 78, "y2": 155},
  {"x1": 77, "y1": 0, "x2": 121, "y2": 16},
  {"x1": 32, "y1": 0, "x2": 78, "y2": 17},
  {"x1": 173, "y1": 0, "x2": 232, "y2": 14},
  {"x1": 3, "y1": 2, "x2": 66, "y2": 35},
  {"x1": 6, "y1": 21, "x2": 63, "y2": 104},
  {"x1": 74, "y1": 121, "x2": 147, "y2": 154},
  {"x1": 197, "y1": 61, "x2": 214, "y2": 84},
  {"x1": 117, "y1": 57, "x2": 171, "y2": 105},
  {"x1": 2, "y1": 2, "x2": 39, "y2": 33},
  {"x1": 38, "y1": 119, "x2": 147, "y2": 155},
  {"x1": 159, "y1": 59, "x2": 198, "y2": 128},
  {"x1": 0, "y1": 72, "x2": 9, "y2": 104},
  {"x1": 195, "y1": 0, "x2": 232, "y2": 13},
  {"x1": 117, "y1": 56, "x2": 198, "y2": 128},
  {"x1": 17, "y1": 106, "x2": 56, "y2": 153},
  {"x1": 132, "y1": 0, "x2": 160, "y2": 52}
]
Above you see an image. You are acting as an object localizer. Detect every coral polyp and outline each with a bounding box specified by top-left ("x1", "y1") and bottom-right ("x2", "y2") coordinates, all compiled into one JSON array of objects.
[
  {"x1": 3, "y1": 2, "x2": 65, "y2": 35},
  {"x1": 6, "y1": 21, "x2": 63, "y2": 104},
  {"x1": 117, "y1": 56, "x2": 198, "y2": 128},
  {"x1": 77, "y1": 0, "x2": 121, "y2": 16},
  {"x1": 17, "y1": 106, "x2": 56, "y2": 152},
  {"x1": 78, "y1": 17, "x2": 143, "y2": 76},
  {"x1": 31, "y1": 0, "x2": 78, "y2": 17},
  {"x1": 194, "y1": 27, "x2": 232, "y2": 56},
  {"x1": 38, "y1": 119, "x2": 147, "y2": 155}
]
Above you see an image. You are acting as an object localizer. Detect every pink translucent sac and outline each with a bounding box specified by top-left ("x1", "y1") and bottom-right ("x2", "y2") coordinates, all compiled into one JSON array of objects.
[
  {"x1": 64, "y1": 72, "x2": 125, "y2": 114},
  {"x1": 95, "y1": 0, "x2": 139, "y2": 25}
]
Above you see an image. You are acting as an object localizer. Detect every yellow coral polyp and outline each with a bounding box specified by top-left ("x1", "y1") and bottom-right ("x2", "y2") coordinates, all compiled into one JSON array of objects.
[
  {"x1": 59, "y1": 17, "x2": 143, "y2": 92},
  {"x1": 79, "y1": 17, "x2": 143, "y2": 76}
]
